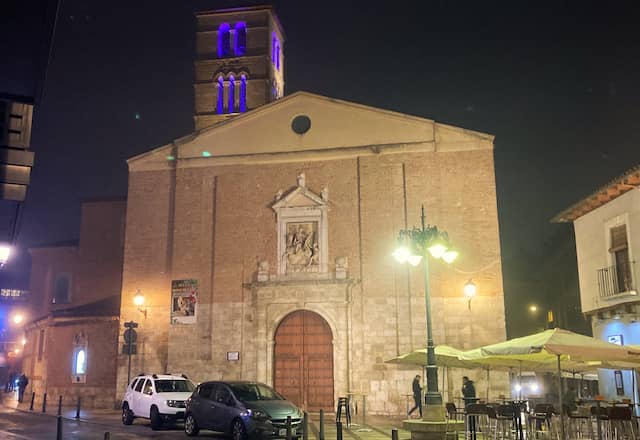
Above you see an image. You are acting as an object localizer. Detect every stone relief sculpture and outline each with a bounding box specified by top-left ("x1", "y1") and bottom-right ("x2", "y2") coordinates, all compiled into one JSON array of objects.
[
  {"x1": 282, "y1": 222, "x2": 319, "y2": 272},
  {"x1": 296, "y1": 172, "x2": 306, "y2": 187},
  {"x1": 321, "y1": 185, "x2": 329, "y2": 201}
]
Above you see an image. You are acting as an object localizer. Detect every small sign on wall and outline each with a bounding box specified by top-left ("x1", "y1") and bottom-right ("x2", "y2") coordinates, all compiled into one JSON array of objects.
[
  {"x1": 227, "y1": 351, "x2": 240, "y2": 361},
  {"x1": 608, "y1": 334, "x2": 623, "y2": 346}
]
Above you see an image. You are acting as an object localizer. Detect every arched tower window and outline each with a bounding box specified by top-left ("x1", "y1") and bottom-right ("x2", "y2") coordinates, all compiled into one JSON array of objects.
[
  {"x1": 234, "y1": 22, "x2": 246, "y2": 56},
  {"x1": 216, "y1": 76, "x2": 224, "y2": 114},
  {"x1": 218, "y1": 23, "x2": 231, "y2": 57},
  {"x1": 75, "y1": 349, "x2": 86, "y2": 374},
  {"x1": 228, "y1": 75, "x2": 235, "y2": 113},
  {"x1": 240, "y1": 74, "x2": 247, "y2": 112},
  {"x1": 276, "y1": 41, "x2": 280, "y2": 70}
]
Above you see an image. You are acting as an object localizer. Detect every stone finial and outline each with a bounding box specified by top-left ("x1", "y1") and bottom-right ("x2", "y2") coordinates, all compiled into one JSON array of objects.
[
  {"x1": 257, "y1": 260, "x2": 269, "y2": 282},
  {"x1": 321, "y1": 185, "x2": 329, "y2": 201},
  {"x1": 297, "y1": 172, "x2": 306, "y2": 187},
  {"x1": 335, "y1": 256, "x2": 348, "y2": 279},
  {"x1": 274, "y1": 189, "x2": 283, "y2": 201}
]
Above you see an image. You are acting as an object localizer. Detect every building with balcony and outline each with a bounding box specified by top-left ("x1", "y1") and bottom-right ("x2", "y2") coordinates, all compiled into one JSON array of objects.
[{"x1": 553, "y1": 164, "x2": 640, "y2": 402}]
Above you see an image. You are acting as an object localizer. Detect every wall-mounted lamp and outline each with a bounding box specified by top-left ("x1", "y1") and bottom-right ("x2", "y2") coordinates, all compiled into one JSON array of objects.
[
  {"x1": 463, "y1": 279, "x2": 477, "y2": 310},
  {"x1": 0, "y1": 244, "x2": 11, "y2": 268},
  {"x1": 133, "y1": 289, "x2": 147, "y2": 319},
  {"x1": 12, "y1": 313, "x2": 24, "y2": 325}
]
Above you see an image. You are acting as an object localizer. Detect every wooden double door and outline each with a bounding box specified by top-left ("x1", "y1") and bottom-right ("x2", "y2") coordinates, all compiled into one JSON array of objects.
[{"x1": 274, "y1": 310, "x2": 334, "y2": 411}]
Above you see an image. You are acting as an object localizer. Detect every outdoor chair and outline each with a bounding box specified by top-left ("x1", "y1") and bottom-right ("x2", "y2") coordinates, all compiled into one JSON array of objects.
[
  {"x1": 527, "y1": 404, "x2": 556, "y2": 439},
  {"x1": 464, "y1": 403, "x2": 488, "y2": 440},
  {"x1": 607, "y1": 406, "x2": 636, "y2": 440},
  {"x1": 563, "y1": 404, "x2": 592, "y2": 439},
  {"x1": 446, "y1": 402, "x2": 465, "y2": 421}
]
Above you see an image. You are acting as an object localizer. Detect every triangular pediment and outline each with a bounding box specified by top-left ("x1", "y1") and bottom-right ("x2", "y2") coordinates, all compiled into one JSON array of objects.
[
  {"x1": 128, "y1": 91, "x2": 494, "y2": 170},
  {"x1": 272, "y1": 185, "x2": 326, "y2": 210}
]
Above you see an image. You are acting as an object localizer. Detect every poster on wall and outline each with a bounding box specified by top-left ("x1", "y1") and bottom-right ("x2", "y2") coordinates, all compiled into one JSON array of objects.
[
  {"x1": 171, "y1": 279, "x2": 198, "y2": 324},
  {"x1": 608, "y1": 334, "x2": 623, "y2": 346}
]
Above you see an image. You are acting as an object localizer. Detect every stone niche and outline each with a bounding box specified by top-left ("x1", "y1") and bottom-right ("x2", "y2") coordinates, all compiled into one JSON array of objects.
[{"x1": 272, "y1": 173, "x2": 329, "y2": 276}]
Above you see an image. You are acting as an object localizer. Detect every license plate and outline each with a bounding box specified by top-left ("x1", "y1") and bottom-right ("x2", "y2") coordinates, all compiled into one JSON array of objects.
[{"x1": 278, "y1": 428, "x2": 296, "y2": 436}]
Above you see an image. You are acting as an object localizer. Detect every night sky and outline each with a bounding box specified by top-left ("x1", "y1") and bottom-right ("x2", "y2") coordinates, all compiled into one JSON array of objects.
[{"x1": 2, "y1": 0, "x2": 639, "y2": 337}]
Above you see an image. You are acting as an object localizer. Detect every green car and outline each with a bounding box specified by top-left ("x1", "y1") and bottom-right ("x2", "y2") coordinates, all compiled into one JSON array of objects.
[{"x1": 185, "y1": 381, "x2": 304, "y2": 439}]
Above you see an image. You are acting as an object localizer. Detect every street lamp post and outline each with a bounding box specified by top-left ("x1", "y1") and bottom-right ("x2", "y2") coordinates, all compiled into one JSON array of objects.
[{"x1": 393, "y1": 205, "x2": 458, "y2": 410}]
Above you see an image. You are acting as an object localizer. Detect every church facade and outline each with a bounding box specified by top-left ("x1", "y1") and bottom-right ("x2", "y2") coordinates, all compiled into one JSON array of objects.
[{"x1": 116, "y1": 6, "x2": 507, "y2": 414}]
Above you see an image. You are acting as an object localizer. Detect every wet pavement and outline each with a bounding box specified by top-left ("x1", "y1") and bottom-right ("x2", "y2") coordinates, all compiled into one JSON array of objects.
[{"x1": 1, "y1": 391, "x2": 413, "y2": 439}]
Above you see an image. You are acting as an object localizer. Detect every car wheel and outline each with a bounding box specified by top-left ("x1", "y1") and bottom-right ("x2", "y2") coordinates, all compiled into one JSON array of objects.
[
  {"x1": 232, "y1": 419, "x2": 248, "y2": 440},
  {"x1": 150, "y1": 406, "x2": 163, "y2": 430},
  {"x1": 185, "y1": 413, "x2": 200, "y2": 437},
  {"x1": 121, "y1": 403, "x2": 134, "y2": 425}
]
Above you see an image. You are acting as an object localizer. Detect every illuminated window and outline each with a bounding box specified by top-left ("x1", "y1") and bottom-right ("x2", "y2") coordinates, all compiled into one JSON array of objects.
[
  {"x1": 240, "y1": 75, "x2": 247, "y2": 112},
  {"x1": 234, "y1": 22, "x2": 246, "y2": 56},
  {"x1": 609, "y1": 225, "x2": 632, "y2": 292},
  {"x1": 75, "y1": 349, "x2": 86, "y2": 375},
  {"x1": 216, "y1": 76, "x2": 224, "y2": 114},
  {"x1": 228, "y1": 75, "x2": 235, "y2": 113},
  {"x1": 218, "y1": 23, "x2": 231, "y2": 57},
  {"x1": 272, "y1": 32, "x2": 280, "y2": 70},
  {"x1": 276, "y1": 41, "x2": 280, "y2": 70}
]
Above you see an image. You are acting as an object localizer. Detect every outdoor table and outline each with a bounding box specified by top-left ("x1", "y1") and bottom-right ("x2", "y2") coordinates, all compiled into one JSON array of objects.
[{"x1": 503, "y1": 400, "x2": 526, "y2": 440}]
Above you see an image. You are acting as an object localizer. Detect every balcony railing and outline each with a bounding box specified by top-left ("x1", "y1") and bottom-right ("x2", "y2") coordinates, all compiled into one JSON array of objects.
[{"x1": 597, "y1": 261, "x2": 636, "y2": 299}]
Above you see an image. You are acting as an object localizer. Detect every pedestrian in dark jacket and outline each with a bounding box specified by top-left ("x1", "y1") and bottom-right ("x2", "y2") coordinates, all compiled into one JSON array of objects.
[
  {"x1": 463, "y1": 376, "x2": 477, "y2": 439},
  {"x1": 17, "y1": 373, "x2": 28, "y2": 403},
  {"x1": 407, "y1": 375, "x2": 422, "y2": 418}
]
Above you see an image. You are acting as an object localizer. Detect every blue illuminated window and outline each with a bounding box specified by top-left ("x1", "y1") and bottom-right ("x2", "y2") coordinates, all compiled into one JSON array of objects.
[
  {"x1": 75, "y1": 349, "x2": 86, "y2": 375},
  {"x1": 240, "y1": 75, "x2": 247, "y2": 112},
  {"x1": 216, "y1": 77, "x2": 224, "y2": 114},
  {"x1": 272, "y1": 32, "x2": 280, "y2": 70},
  {"x1": 234, "y1": 22, "x2": 246, "y2": 56},
  {"x1": 218, "y1": 23, "x2": 231, "y2": 57},
  {"x1": 276, "y1": 42, "x2": 280, "y2": 70},
  {"x1": 228, "y1": 75, "x2": 235, "y2": 113}
]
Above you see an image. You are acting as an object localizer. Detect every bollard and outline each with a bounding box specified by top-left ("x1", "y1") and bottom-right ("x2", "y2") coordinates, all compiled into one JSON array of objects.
[
  {"x1": 362, "y1": 396, "x2": 366, "y2": 425},
  {"x1": 336, "y1": 421, "x2": 343, "y2": 440},
  {"x1": 286, "y1": 415, "x2": 292, "y2": 440},
  {"x1": 75, "y1": 396, "x2": 81, "y2": 419},
  {"x1": 42, "y1": 392, "x2": 47, "y2": 413},
  {"x1": 29, "y1": 392, "x2": 35, "y2": 411},
  {"x1": 319, "y1": 409, "x2": 325, "y2": 440},
  {"x1": 58, "y1": 395, "x2": 63, "y2": 415},
  {"x1": 595, "y1": 400, "x2": 602, "y2": 440},
  {"x1": 56, "y1": 415, "x2": 62, "y2": 440},
  {"x1": 392, "y1": 428, "x2": 399, "y2": 440},
  {"x1": 103, "y1": 432, "x2": 111, "y2": 440},
  {"x1": 303, "y1": 411, "x2": 309, "y2": 440}
]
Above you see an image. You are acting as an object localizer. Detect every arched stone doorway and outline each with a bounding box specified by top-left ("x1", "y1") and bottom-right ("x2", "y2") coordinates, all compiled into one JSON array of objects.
[{"x1": 273, "y1": 310, "x2": 334, "y2": 411}]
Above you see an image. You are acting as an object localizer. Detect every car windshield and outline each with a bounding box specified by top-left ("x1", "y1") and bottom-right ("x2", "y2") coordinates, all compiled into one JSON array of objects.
[
  {"x1": 154, "y1": 379, "x2": 195, "y2": 393},
  {"x1": 229, "y1": 383, "x2": 283, "y2": 401}
]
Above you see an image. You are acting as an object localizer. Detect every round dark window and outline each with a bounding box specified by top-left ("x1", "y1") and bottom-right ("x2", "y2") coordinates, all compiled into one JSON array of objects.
[{"x1": 291, "y1": 115, "x2": 311, "y2": 134}]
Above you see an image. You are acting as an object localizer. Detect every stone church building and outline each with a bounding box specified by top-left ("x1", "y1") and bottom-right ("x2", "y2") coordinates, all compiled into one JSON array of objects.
[{"x1": 117, "y1": 6, "x2": 507, "y2": 414}]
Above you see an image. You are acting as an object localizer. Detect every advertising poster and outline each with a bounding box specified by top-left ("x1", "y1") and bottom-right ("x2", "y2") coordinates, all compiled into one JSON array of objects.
[{"x1": 171, "y1": 279, "x2": 198, "y2": 324}]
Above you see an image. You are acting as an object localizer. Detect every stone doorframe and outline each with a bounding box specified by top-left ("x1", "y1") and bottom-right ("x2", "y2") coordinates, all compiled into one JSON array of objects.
[{"x1": 249, "y1": 280, "x2": 353, "y2": 407}]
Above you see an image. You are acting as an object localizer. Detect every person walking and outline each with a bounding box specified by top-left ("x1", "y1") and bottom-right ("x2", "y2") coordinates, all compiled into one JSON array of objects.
[
  {"x1": 407, "y1": 374, "x2": 422, "y2": 418},
  {"x1": 463, "y1": 376, "x2": 477, "y2": 440},
  {"x1": 17, "y1": 373, "x2": 28, "y2": 403}
]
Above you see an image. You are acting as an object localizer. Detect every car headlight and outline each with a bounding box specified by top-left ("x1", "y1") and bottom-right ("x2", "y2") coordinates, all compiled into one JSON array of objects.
[
  {"x1": 166, "y1": 400, "x2": 185, "y2": 408},
  {"x1": 245, "y1": 409, "x2": 269, "y2": 421}
]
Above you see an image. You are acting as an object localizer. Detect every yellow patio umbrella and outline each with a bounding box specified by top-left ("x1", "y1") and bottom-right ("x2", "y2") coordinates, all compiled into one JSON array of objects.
[
  {"x1": 460, "y1": 328, "x2": 640, "y2": 440},
  {"x1": 385, "y1": 345, "x2": 481, "y2": 369}
]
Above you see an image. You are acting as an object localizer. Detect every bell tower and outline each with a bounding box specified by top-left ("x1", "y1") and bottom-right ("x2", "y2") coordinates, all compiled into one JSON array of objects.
[{"x1": 194, "y1": 6, "x2": 285, "y2": 131}]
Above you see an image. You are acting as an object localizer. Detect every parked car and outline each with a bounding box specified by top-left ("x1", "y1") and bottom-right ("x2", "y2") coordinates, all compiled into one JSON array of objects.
[
  {"x1": 121, "y1": 373, "x2": 195, "y2": 430},
  {"x1": 184, "y1": 381, "x2": 304, "y2": 439}
]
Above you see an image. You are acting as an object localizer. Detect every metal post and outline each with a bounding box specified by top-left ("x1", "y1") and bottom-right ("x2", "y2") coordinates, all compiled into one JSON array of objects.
[
  {"x1": 303, "y1": 411, "x2": 309, "y2": 440},
  {"x1": 392, "y1": 428, "x2": 399, "y2": 440},
  {"x1": 75, "y1": 397, "x2": 81, "y2": 419},
  {"x1": 286, "y1": 416, "x2": 292, "y2": 440},
  {"x1": 423, "y1": 246, "x2": 441, "y2": 405},
  {"x1": 126, "y1": 336, "x2": 132, "y2": 386},
  {"x1": 595, "y1": 400, "x2": 603, "y2": 440},
  {"x1": 319, "y1": 409, "x2": 325, "y2": 440},
  {"x1": 557, "y1": 355, "x2": 565, "y2": 440},
  {"x1": 29, "y1": 392, "x2": 35, "y2": 411},
  {"x1": 336, "y1": 421, "x2": 343, "y2": 440},
  {"x1": 56, "y1": 415, "x2": 62, "y2": 440},
  {"x1": 103, "y1": 432, "x2": 111, "y2": 440},
  {"x1": 58, "y1": 395, "x2": 62, "y2": 416},
  {"x1": 362, "y1": 395, "x2": 366, "y2": 424},
  {"x1": 42, "y1": 392, "x2": 47, "y2": 413}
]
